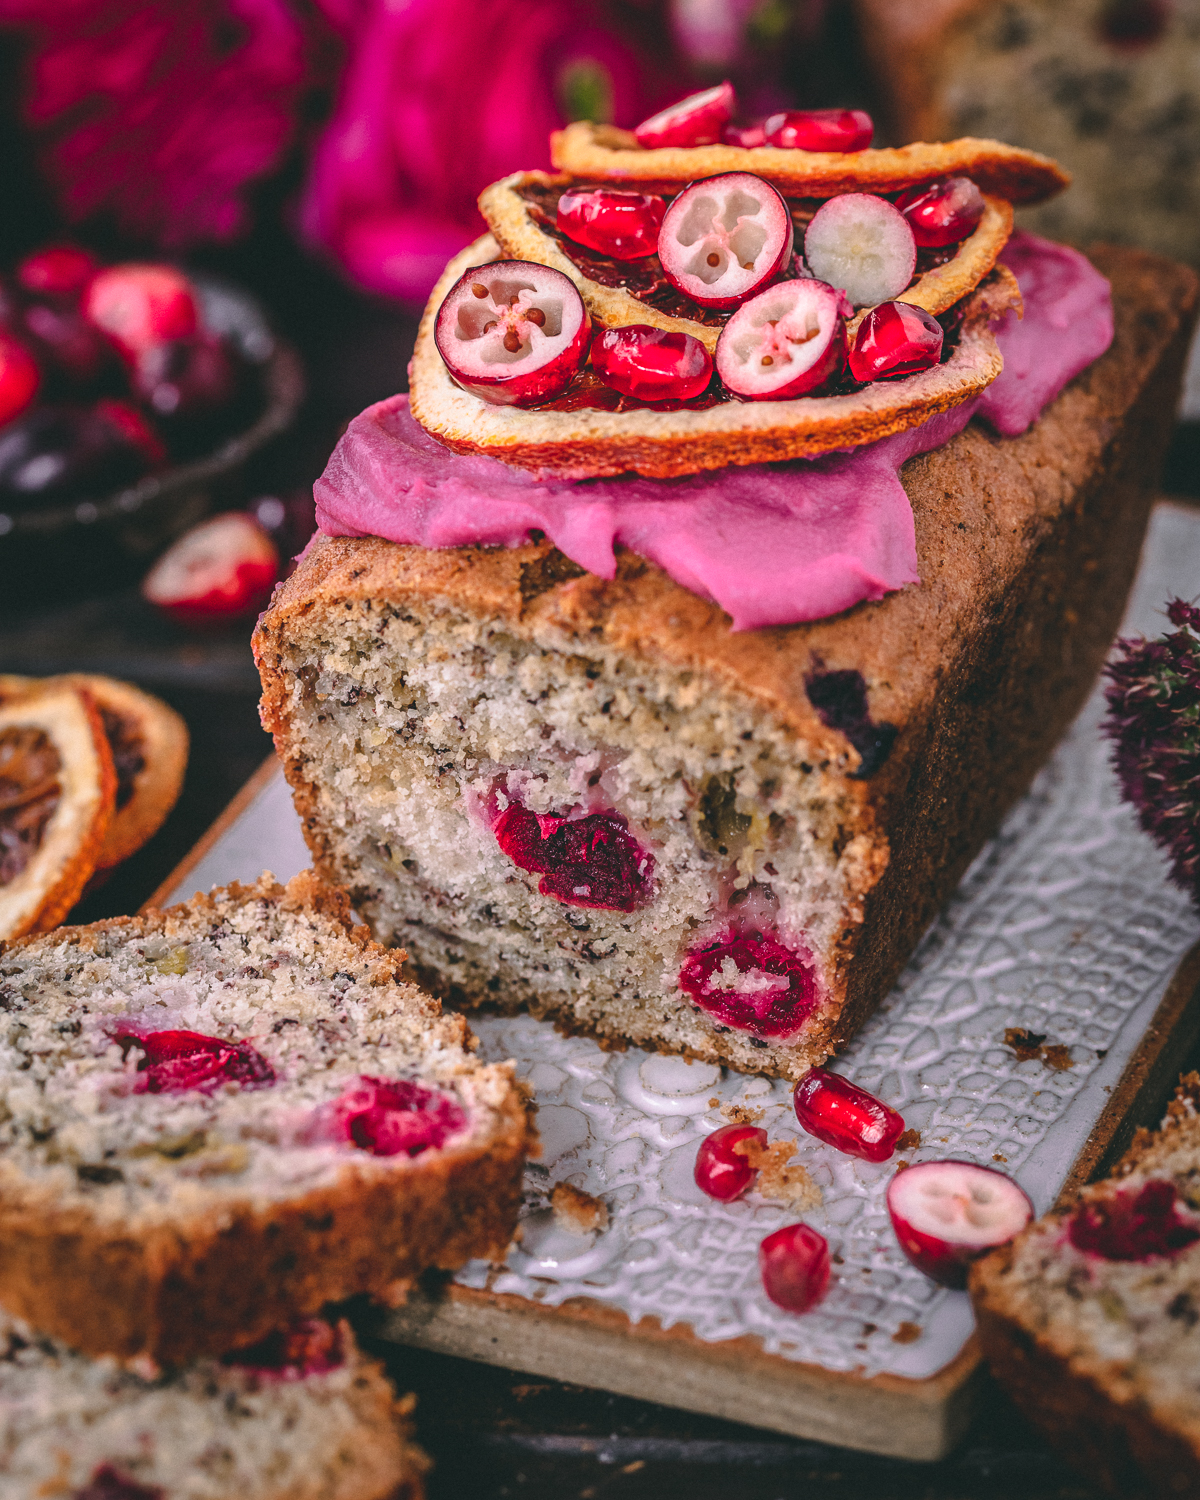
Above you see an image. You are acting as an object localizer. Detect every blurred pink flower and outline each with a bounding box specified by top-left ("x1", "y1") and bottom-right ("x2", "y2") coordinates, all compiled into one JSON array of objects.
[
  {"x1": 0, "y1": 0, "x2": 307, "y2": 244},
  {"x1": 300, "y1": 0, "x2": 677, "y2": 303}
]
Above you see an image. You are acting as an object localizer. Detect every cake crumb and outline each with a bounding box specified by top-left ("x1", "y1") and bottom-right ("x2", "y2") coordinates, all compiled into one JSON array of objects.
[
  {"x1": 892, "y1": 1322, "x2": 922, "y2": 1344},
  {"x1": 896, "y1": 1128, "x2": 921, "y2": 1150},
  {"x1": 1042, "y1": 1044, "x2": 1074, "y2": 1071},
  {"x1": 1004, "y1": 1029, "x2": 1074, "y2": 1070},
  {"x1": 720, "y1": 1100, "x2": 766, "y2": 1125},
  {"x1": 993, "y1": 1152, "x2": 1008, "y2": 1163},
  {"x1": 551, "y1": 1182, "x2": 609, "y2": 1235},
  {"x1": 739, "y1": 1137, "x2": 822, "y2": 1210}
]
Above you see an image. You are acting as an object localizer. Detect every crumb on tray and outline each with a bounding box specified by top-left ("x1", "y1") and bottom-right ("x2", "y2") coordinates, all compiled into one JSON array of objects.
[
  {"x1": 551, "y1": 1181, "x2": 610, "y2": 1235},
  {"x1": 739, "y1": 1137, "x2": 822, "y2": 1211}
]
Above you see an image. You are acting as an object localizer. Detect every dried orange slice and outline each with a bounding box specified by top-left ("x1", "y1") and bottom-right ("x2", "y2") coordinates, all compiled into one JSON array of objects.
[{"x1": 0, "y1": 685, "x2": 115, "y2": 939}]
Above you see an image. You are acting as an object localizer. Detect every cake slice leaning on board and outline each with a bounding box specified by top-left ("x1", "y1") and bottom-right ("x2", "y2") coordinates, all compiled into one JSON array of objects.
[{"x1": 256, "y1": 244, "x2": 1197, "y2": 1082}]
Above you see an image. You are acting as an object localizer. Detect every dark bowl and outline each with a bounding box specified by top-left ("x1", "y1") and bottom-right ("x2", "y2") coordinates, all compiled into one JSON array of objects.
[{"x1": 0, "y1": 272, "x2": 304, "y2": 612}]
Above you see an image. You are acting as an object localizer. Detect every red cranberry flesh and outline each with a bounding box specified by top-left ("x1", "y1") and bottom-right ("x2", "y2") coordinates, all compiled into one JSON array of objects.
[
  {"x1": 695, "y1": 1123, "x2": 767, "y2": 1201},
  {"x1": 715, "y1": 278, "x2": 846, "y2": 401},
  {"x1": 804, "y1": 194, "x2": 916, "y2": 307},
  {"x1": 494, "y1": 802, "x2": 654, "y2": 911},
  {"x1": 848, "y1": 300, "x2": 943, "y2": 383},
  {"x1": 0, "y1": 334, "x2": 39, "y2": 427},
  {"x1": 658, "y1": 172, "x2": 794, "y2": 311},
  {"x1": 759, "y1": 1222, "x2": 831, "y2": 1312},
  {"x1": 17, "y1": 244, "x2": 99, "y2": 299},
  {"x1": 557, "y1": 188, "x2": 666, "y2": 261},
  {"x1": 764, "y1": 109, "x2": 873, "y2": 153},
  {"x1": 1068, "y1": 1179, "x2": 1200, "y2": 1261},
  {"x1": 142, "y1": 511, "x2": 279, "y2": 627},
  {"x1": 679, "y1": 931, "x2": 818, "y2": 1040},
  {"x1": 894, "y1": 176, "x2": 985, "y2": 249},
  {"x1": 83, "y1": 264, "x2": 198, "y2": 359},
  {"x1": 793, "y1": 1067, "x2": 904, "y2": 1162},
  {"x1": 634, "y1": 80, "x2": 735, "y2": 149},
  {"x1": 435, "y1": 261, "x2": 589, "y2": 406},
  {"x1": 225, "y1": 1318, "x2": 344, "y2": 1378},
  {"x1": 723, "y1": 121, "x2": 767, "y2": 148},
  {"x1": 113, "y1": 1026, "x2": 274, "y2": 1094},
  {"x1": 591, "y1": 325, "x2": 712, "y2": 402},
  {"x1": 334, "y1": 1076, "x2": 467, "y2": 1157},
  {"x1": 73, "y1": 1465, "x2": 162, "y2": 1500},
  {"x1": 887, "y1": 1160, "x2": 1034, "y2": 1288}
]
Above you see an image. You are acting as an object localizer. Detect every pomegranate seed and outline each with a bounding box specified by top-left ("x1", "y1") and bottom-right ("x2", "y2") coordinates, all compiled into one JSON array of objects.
[
  {"x1": 16, "y1": 244, "x2": 98, "y2": 298},
  {"x1": 894, "y1": 177, "x2": 985, "y2": 249},
  {"x1": 591, "y1": 325, "x2": 712, "y2": 402},
  {"x1": 494, "y1": 801, "x2": 654, "y2": 911},
  {"x1": 848, "y1": 301, "x2": 943, "y2": 383},
  {"x1": 333, "y1": 1076, "x2": 467, "y2": 1157},
  {"x1": 634, "y1": 80, "x2": 735, "y2": 149},
  {"x1": 557, "y1": 188, "x2": 665, "y2": 261},
  {"x1": 74, "y1": 1466, "x2": 163, "y2": 1500},
  {"x1": 83, "y1": 263, "x2": 198, "y2": 359},
  {"x1": 0, "y1": 334, "x2": 39, "y2": 427},
  {"x1": 694, "y1": 1123, "x2": 768, "y2": 1201},
  {"x1": 1069, "y1": 1179, "x2": 1200, "y2": 1261},
  {"x1": 225, "y1": 1318, "x2": 345, "y2": 1378},
  {"x1": 759, "y1": 1222, "x2": 831, "y2": 1312},
  {"x1": 887, "y1": 1160, "x2": 1034, "y2": 1288},
  {"x1": 679, "y1": 931, "x2": 818, "y2": 1040},
  {"x1": 793, "y1": 1067, "x2": 904, "y2": 1162},
  {"x1": 764, "y1": 109, "x2": 873, "y2": 153},
  {"x1": 722, "y1": 121, "x2": 767, "y2": 148},
  {"x1": 112, "y1": 1027, "x2": 274, "y2": 1094}
]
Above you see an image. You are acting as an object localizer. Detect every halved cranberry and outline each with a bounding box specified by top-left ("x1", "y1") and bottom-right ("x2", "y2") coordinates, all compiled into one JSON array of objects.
[
  {"x1": 695, "y1": 1123, "x2": 767, "y2": 1200},
  {"x1": 333, "y1": 1076, "x2": 467, "y2": 1157},
  {"x1": 793, "y1": 1067, "x2": 904, "y2": 1162},
  {"x1": 17, "y1": 244, "x2": 99, "y2": 299},
  {"x1": 634, "y1": 80, "x2": 735, "y2": 149},
  {"x1": 557, "y1": 189, "x2": 665, "y2": 261},
  {"x1": 73, "y1": 1465, "x2": 162, "y2": 1500},
  {"x1": 435, "y1": 261, "x2": 589, "y2": 407},
  {"x1": 1068, "y1": 1179, "x2": 1200, "y2": 1261},
  {"x1": 591, "y1": 325, "x2": 712, "y2": 402},
  {"x1": 225, "y1": 1318, "x2": 344, "y2": 1377},
  {"x1": 764, "y1": 109, "x2": 873, "y2": 153},
  {"x1": 113, "y1": 1026, "x2": 274, "y2": 1094},
  {"x1": 83, "y1": 263, "x2": 198, "y2": 359},
  {"x1": 848, "y1": 301, "x2": 943, "y2": 383},
  {"x1": 142, "y1": 512, "x2": 279, "y2": 628},
  {"x1": 494, "y1": 802, "x2": 654, "y2": 911},
  {"x1": 658, "y1": 172, "x2": 793, "y2": 311},
  {"x1": 679, "y1": 931, "x2": 818, "y2": 1040},
  {"x1": 0, "y1": 334, "x2": 39, "y2": 427},
  {"x1": 714, "y1": 278, "x2": 846, "y2": 401},
  {"x1": 887, "y1": 1160, "x2": 1034, "y2": 1288},
  {"x1": 759, "y1": 1222, "x2": 831, "y2": 1312},
  {"x1": 894, "y1": 177, "x2": 985, "y2": 249},
  {"x1": 723, "y1": 121, "x2": 767, "y2": 148},
  {"x1": 804, "y1": 194, "x2": 916, "y2": 308}
]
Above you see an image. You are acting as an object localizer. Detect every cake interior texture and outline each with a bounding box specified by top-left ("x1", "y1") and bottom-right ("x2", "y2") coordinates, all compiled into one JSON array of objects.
[
  {"x1": 0, "y1": 871, "x2": 531, "y2": 1363},
  {"x1": 256, "y1": 246, "x2": 1198, "y2": 1081}
]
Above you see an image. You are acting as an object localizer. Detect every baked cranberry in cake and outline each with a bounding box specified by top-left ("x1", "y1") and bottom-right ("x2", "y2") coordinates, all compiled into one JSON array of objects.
[
  {"x1": 73, "y1": 1465, "x2": 162, "y2": 1500},
  {"x1": 112, "y1": 1026, "x2": 274, "y2": 1094},
  {"x1": 679, "y1": 932, "x2": 818, "y2": 1039},
  {"x1": 224, "y1": 1318, "x2": 345, "y2": 1378},
  {"x1": 493, "y1": 801, "x2": 655, "y2": 911},
  {"x1": 1068, "y1": 1179, "x2": 1200, "y2": 1261},
  {"x1": 330, "y1": 1076, "x2": 468, "y2": 1157}
]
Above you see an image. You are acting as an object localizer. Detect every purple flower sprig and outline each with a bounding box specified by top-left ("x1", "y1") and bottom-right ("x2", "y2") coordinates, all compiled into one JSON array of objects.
[{"x1": 1104, "y1": 599, "x2": 1200, "y2": 903}]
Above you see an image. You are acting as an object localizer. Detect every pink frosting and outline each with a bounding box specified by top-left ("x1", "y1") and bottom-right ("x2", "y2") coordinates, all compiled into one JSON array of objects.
[{"x1": 314, "y1": 233, "x2": 1113, "y2": 630}]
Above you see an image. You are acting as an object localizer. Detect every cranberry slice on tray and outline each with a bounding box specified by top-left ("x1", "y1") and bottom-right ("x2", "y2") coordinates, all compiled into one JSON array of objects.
[
  {"x1": 634, "y1": 80, "x2": 735, "y2": 149},
  {"x1": 764, "y1": 108, "x2": 873, "y2": 153},
  {"x1": 895, "y1": 177, "x2": 985, "y2": 248},
  {"x1": 793, "y1": 1067, "x2": 904, "y2": 1162},
  {"x1": 887, "y1": 1160, "x2": 1034, "y2": 1287},
  {"x1": 434, "y1": 261, "x2": 589, "y2": 407},
  {"x1": 658, "y1": 172, "x2": 794, "y2": 311},
  {"x1": 591, "y1": 325, "x2": 712, "y2": 402},
  {"x1": 695, "y1": 1123, "x2": 767, "y2": 1201},
  {"x1": 848, "y1": 301, "x2": 943, "y2": 383},
  {"x1": 804, "y1": 193, "x2": 916, "y2": 308},
  {"x1": 759, "y1": 1222, "x2": 831, "y2": 1312},
  {"x1": 556, "y1": 189, "x2": 665, "y2": 261},
  {"x1": 714, "y1": 278, "x2": 847, "y2": 401}
]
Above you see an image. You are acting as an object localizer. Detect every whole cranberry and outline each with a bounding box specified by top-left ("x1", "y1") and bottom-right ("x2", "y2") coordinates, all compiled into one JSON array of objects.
[
  {"x1": 694, "y1": 1123, "x2": 767, "y2": 1201},
  {"x1": 894, "y1": 177, "x2": 985, "y2": 249},
  {"x1": 17, "y1": 244, "x2": 99, "y2": 299},
  {"x1": 0, "y1": 333, "x2": 40, "y2": 428},
  {"x1": 848, "y1": 301, "x2": 944, "y2": 383}
]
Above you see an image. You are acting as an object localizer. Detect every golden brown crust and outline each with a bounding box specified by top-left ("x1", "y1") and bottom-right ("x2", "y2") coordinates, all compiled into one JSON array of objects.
[
  {"x1": 0, "y1": 685, "x2": 116, "y2": 940},
  {"x1": 550, "y1": 120, "x2": 1070, "y2": 203},
  {"x1": 263, "y1": 245, "x2": 1199, "y2": 1073},
  {"x1": 409, "y1": 235, "x2": 1019, "y2": 479}
]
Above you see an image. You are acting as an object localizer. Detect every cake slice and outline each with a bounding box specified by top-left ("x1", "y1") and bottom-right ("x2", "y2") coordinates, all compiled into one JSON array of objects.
[
  {"x1": 256, "y1": 245, "x2": 1196, "y2": 1081},
  {"x1": 972, "y1": 1076, "x2": 1200, "y2": 1499},
  {"x1": 0, "y1": 1311, "x2": 428, "y2": 1500},
  {"x1": 0, "y1": 871, "x2": 533, "y2": 1364}
]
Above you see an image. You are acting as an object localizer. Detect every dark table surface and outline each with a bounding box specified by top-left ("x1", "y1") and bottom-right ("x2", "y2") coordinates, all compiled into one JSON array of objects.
[{"x1": 2, "y1": 214, "x2": 1197, "y2": 1498}]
